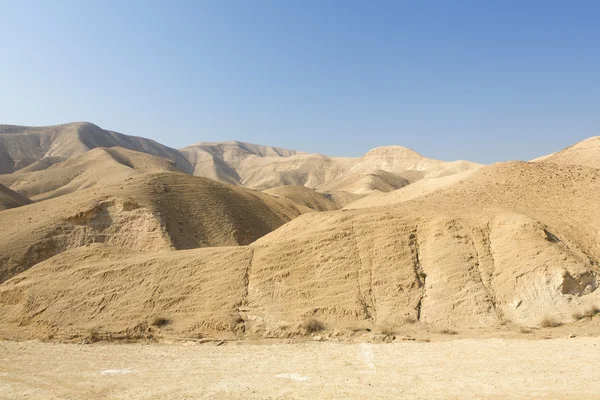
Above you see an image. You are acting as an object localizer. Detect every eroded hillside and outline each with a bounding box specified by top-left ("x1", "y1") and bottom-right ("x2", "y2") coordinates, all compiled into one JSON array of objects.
[{"x1": 1, "y1": 161, "x2": 599, "y2": 340}]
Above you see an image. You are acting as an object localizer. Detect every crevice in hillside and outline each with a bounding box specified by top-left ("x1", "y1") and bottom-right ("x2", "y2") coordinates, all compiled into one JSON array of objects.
[
  {"x1": 236, "y1": 248, "x2": 255, "y2": 334},
  {"x1": 472, "y1": 224, "x2": 504, "y2": 321},
  {"x1": 415, "y1": 297, "x2": 423, "y2": 321},
  {"x1": 543, "y1": 225, "x2": 598, "y2": 270},
  {"x1": 350, "y1": 222, "x2": 376, "y2": 323},
  {"x1": 408, "y1": 226, "x2": 425, "y2": 321}
]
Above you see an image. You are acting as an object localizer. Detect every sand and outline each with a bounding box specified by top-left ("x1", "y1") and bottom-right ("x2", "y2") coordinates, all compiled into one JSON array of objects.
[{"x1": 1, "y1": 337, "x2": 599, "y2": 399}]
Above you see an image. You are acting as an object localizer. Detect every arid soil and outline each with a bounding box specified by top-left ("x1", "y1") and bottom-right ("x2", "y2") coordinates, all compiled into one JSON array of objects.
[{"x1": 1, "y1": 337, "x2": 599, "y2": 399}]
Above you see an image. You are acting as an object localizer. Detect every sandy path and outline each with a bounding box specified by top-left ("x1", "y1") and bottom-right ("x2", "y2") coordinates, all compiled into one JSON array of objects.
[{"x1": 1, "y1": 338, "x2": 599, "y2": 399}]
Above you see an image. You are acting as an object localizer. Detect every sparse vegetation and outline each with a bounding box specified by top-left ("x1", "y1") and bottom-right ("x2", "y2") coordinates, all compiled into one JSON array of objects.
[
  {"x1": 540, "y1": 316, "x2": 563, "y2": 328},
  {"x1": 439, "y1": 328, "x2": 459, "y2": 335},
  {"x1": 377, "y1": 324, "x2": 395, "y2": 336},
  {"x1": 87, "y1": 326, "x2": 100, "y2": 342},
  {"x1": 302, "y1": 318, "x2": 325, "y2": 334},
  {"x1": 518, "y1": 327, "x2": 531, "y2": 334},
  {"x1": 572, "y1": 305, "x2": 600, "y2": 321},
  {"x1": 150, "y1": 316, "x2": 171, "y2": 327}
]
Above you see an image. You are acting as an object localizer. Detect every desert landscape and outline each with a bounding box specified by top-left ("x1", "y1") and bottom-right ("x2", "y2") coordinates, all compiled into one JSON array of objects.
[{"x1": 1, "y1": 122, "x2": 599, "y2": 398}]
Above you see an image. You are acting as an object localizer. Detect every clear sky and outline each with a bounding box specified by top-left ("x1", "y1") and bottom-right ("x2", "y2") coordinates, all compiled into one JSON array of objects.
[{"x1": 1, "y1": 1, "x2": 599, "y2": 163}]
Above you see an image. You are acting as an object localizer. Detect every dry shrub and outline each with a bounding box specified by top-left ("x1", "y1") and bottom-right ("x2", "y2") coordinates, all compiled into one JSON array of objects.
[
  {"x1": 518, "y1": 327, "x2": 531, "y2": 334},
  {"x1": 150, "y1": 316, "x2": 171, "y2": 327},
  {"x1": 377, "y1": 324, "x2": 395, "y2": 336},
  {"x1": 572, "y1": 311, "x2": 584, "y2": 321},
  {"x1": 302, "y1": 318, "x2": 325, "y2": 334},
  {"x1": 540, "y1": 316, "x2": 562, "y2": 328},
  {"x1": 87, "y1": 326, "x2": 100, "y2": 342},
  {"x1": 230, "y1": 315, "x2": 244, "y2": 328},
  {"x1": 572, "y1": 305, "x2": 600, "y2": 321},
  {"x1": 587, "y1": 304, "x2": 600, "y2": 316},
  {"x1": 439, "y1": 328, "x2": 459, "y2": 335}
]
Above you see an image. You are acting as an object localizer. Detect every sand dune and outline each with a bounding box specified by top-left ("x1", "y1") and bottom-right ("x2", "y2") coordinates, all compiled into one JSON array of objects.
[
  {"x1": 0, "y1": 172, "x2": 308, "y2": 283},
  {"x1": 0, "y1": 184, "x2": 31, "y2": 211}
]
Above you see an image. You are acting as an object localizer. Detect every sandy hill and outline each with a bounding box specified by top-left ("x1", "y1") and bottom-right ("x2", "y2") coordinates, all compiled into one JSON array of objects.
[
  {"x1": 532, "y1": 136, "x2": 600, "y2": 169},
  {"x1": 1, "y1": 123, "x2": 483, "y2": 199},
  {"x1": 2, "y1": 160, "x2": 599, "y2": 340},
  {"x1": 316, "y1": 170, "x2": 410, "y2": 195},
  {"x1": 345, "y1": 169, "x2": 480, "y2": 209},
  {"x1": 0, "y1": 184, "x2": 31, "y2": 211},
  {"x1": 0, "y1": 172, "x2": 308, "y2": 283},
  {"x1": 0, "y1": 147, "x2": 183, "y2": 201},
  {"x1": 180, "y1": 142, "x2": 483, "y2": 193},
  {"x1": 263, "y1": 185, "x2": 341, "y2": 211},
  {"x1": 0, "y1": 122, "x2": 192, "y2": 174}
]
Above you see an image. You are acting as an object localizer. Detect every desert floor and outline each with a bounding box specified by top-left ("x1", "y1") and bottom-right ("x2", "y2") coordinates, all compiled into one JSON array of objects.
[{"x1": 1, "y1": 337, "x2": 599, "y2": 399}]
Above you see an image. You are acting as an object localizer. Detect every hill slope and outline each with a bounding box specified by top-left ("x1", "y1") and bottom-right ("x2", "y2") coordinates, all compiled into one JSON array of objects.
[
  {"x1": 317, "y1": 170, "x2": 410, "y2": 194},
  {"x1": 532, "y1": 136, "x2": 600, "y2": 169},
  {"x1": 263, "y1": 185, "x2": 341, "y2": 211},
  {"x1": 180, "y1": 142, "x2": 483, "y2": 193},
  {"x1": 0, "y1": 147, "x2": 183, "y2": 201},
  {"x1": 2, "y1": 162, "x2": 599, "y2": 339},
  {"x1": 0, "y1": 184, "x2": 31, "y2": 211},
  {"x1": 345, "y1": 169, "x2": 479, "y2": 209},
  {"x1": 0, "y1": 122, "x2": 192, "y2": 174},
  {"x1": 0, "y1": 172, "x2": 308, "y2": 283}
]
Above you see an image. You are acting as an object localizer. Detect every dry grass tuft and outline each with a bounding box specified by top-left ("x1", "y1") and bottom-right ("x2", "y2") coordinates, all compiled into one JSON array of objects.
[
  {"x1": 540, "y1": 315, "x2": 563, "y2": 328},
  {"x1": 377, "y1": 324, "x2": 395, "y2": 337},
  {"x1": 150, "y1": 316, "x2": 171, "y2": 327},
  {"x1": 572, "y1": 304, "x2": 600, "y2": 321},
  {"x1": 302, "y1": 318, "x2": 325, "y2": 334},
  {"x1": 439, "y1": 328, "x2": 459, "y2": 335},
  {"x1": 87, "y1": 326, "x2": 100, "y2": 343}
]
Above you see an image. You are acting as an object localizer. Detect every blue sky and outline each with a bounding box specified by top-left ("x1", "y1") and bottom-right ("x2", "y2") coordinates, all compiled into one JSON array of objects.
[{"x1": 1, "y1": 1, "x2": 599, "y2": 163}]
